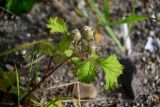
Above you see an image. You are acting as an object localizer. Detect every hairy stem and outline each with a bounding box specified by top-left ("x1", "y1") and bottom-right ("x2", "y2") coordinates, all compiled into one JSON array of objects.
[
  {"x1": 20, "y1": 56, "x2": 71, "y2": 102},
  {"x1": 43, "y1": 57, "x2": 53, "y2": 77}
]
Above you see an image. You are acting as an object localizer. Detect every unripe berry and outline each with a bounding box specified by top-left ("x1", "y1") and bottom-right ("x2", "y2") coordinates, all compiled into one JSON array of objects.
[
  {"x1": 82, "y1": 26, "x2": 94, "y2": 40},
  {"x1": 70, "y1": 29, "x2": 81, "y2": 42}
]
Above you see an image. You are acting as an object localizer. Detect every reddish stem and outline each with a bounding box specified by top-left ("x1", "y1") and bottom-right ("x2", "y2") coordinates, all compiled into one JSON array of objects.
[{"x1": 20, "y1": 56, "x2": 71, "y2": 102}]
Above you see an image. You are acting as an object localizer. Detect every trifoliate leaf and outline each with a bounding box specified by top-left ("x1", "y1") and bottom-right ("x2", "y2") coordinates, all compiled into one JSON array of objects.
[
  {"x1": 64, "y1": 49, "x2": 73, "y2": 57},
  {"x1": 47, "y1": 17, "x2": 67, "y2": 35},
  {"x1": 98, "y1": 54, "x2": 123, "y2": 90},
  {"x1": 76, "y1": 61, "x2": 97, "y2": 83}
]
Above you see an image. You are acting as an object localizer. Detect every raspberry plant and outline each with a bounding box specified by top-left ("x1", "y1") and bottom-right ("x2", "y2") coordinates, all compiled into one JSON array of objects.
[
  {"x1": 0, "y1": 17, "x2": 123, "y2": 105},
  {"x1": 46, "y1": 17, "x2": 123, "y2": 90}
]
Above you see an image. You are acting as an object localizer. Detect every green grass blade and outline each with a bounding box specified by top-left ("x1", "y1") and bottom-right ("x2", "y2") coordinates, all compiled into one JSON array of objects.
[
  {"x1": 104, "y1": 26, "x2": 124, "y2": 51},
  {"x1": 87, "y1": 0, "x2": 104, "y2": 21},
  {"x1": 27, "y1": 57, "x2": 34, "y2": 90},
  {"x1": 103, "y1": 0, "x2": 110, "y2": 22},
  {"x1": 0, "y1": 39, "x2": 54, "y2": 56},
  {"x1": 128, "y1": 0, "x2": 137, "y2": 34},
  {"x1": 111, "y1": 16, "x2": 149, "y2": 26},
  {"x1": 30, "y1": 98, "x2": 41, "y2": 106},
  {"x1": 15, "y1": 65, "x2": 20, "y2": 107},
  {"x1": 88, "y1": 0, "x2": 124, "y2": 52},
  {"x1": 131, "y1": 0, "x2": 137, "y2": 16}
]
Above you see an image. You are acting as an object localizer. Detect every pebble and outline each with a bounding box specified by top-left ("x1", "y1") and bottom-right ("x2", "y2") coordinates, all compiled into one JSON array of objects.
[
  {"x1": 145, "y1": 37, "x2": 155, "y2": 53},
  {"x1": 143, "y1": 78, "x2": 148, "y2": 85},
  {"x1": 67, "y1": 70, "x2": 74, "y2": 78},
  {"x1": 20, "y1": 76, "x2": 27, "y2": 85},
  {"x1": 21, "y1": 49, "x2": 27, "y2": 55},
  {"x1": 5, "y1": 64, "x2": 14, "y2": 71},
  {"x1": 124, "y1": 102, "x2": 129, "y2": 106},
  {"x1": 154, "y1": 38, "x2": 160, "y2": 48},
  {"x1": 156, "y1": 79, "x2": 160, "y2": 86},
  {"x1": 151, "y1": 94, "x2": 159, "y2": 103},
  {"x1": 73, "y1": 82, "x2": 97, "y2": 99},
  {"x1": 36, "y1": 76, "x2": 41, "y2": 83},
  {"x1": 142, "y1": 56, "x2": 146, "y2": 62},
  {"x1": 149, "y1": 31, "x2": 155, "y2": 36},
  {"x1": 100, "y1": 81, "x2": 104, "y2": 86},
  {"x1": 27, "y1": 33, "x2": 31, "y2": 38},
  {"x1": 82, "y1": 102, "x2": 90, "y2": 107}
]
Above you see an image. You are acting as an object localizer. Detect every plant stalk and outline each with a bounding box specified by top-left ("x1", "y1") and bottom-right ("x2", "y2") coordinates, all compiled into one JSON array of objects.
[{"x1": 20, "y1": 57, "x2": 71, "y2": 102}]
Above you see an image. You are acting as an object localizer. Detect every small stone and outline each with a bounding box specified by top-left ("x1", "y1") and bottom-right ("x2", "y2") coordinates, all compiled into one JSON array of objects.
[
  {"x1": 142, "y1": 56, "x2": 146, "y2": 62},
  {"x1": 124, "y1": 102, "x2": 129, "y2": 106},
  {"x1": 20, "y1": 76, "x2": 26, "y2": 85},
  {"x1": 27, "y1": 33, "x2": 31, "y2": 37},
  {"x1": 21, "y1": 49, "x2": 26, "y2": 55},
  {"x1": 82, "y1": 102, "x2": 90, "y2": 107},
  {"x1": 156, "y1": 79, "x2": 160, "y2": 85},
  {"x1": 136, "y1": 102, "x2": 140, "y2": 106},
  {"x1": 36, "y1": 76, "x2": 41, "y2": 83},
  {"x1": 117, "y1": 103, "x2": 122, "y2": 107},
  {"x1": 145, "y1": 37, "x2": 155, "y2": 53},
  {"x1": 152, "y1": 94, "x2": 159, "y2": 103},
  {"x1": 155, "y1": 75, "x2": 159, "y2": 80},
  {"x1": 73, "y1": 82, "x2": 97, "y2": 99},
  {"x1": 140, "y1": 103, "x2": 144, "y2": 107},
  {"x1": 67, "y1": 70, "x2": 74, "y2": 78},
  {"x1": 100, "y1": 81, "x2": 104, "y2": 86},
  {"x1": 5, "y1": 64, "x2": 14, "y2": 71},
  {"x1": 154, "y1": 38, "x2": 160, "y2": 48},
  {"x1": 152, "y1": 83, "x2": 156, "y2": 88},
  {"x1": 149, "y1": 31, "x2": 155, "y2": 36},
  {"x1": 143, "y1": 78, "x2": 148, "y2": 85},
  {"x1": 15, "y1": 51, "x2": 19, "y2": 55}
]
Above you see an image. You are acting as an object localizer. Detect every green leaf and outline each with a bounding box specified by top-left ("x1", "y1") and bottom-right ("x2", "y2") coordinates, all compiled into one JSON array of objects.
[
  {"x1": 0, "y1": 68, "x2": 13, "y2": 87},
  {"x1": 57, "y1": 37, "x2": 71, "y2": 52},
  {"x1": 0, "y1": 68, "x2": 17, "y2": 94},
  {"x1": 54, "y1": 50, "x2": 67, "y2": 64},
  {"x1": 98, "y1": 54, "x2": 123, "y2": 90},
  {"x1": 47, "y1": 17, "x2": 68, "y2": 35},
  {"x1": 6, "y1": 0, "x2": 37, "y2": 15},
  {"x1": 111, "y1": 16, "x2": 149, "y2": 26},
  {"x1": 76, "y1": 61, "x2": 97, "y2": 83},
  {"x1": 90, "y1": 52, "x2": 99, "y2": 61},
  {"x1": 53, "y1": 37, "x2": 71, "y2": 63},
  {"x1": 64, "y1": 49, "x2": 73, "y2": 57}
]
